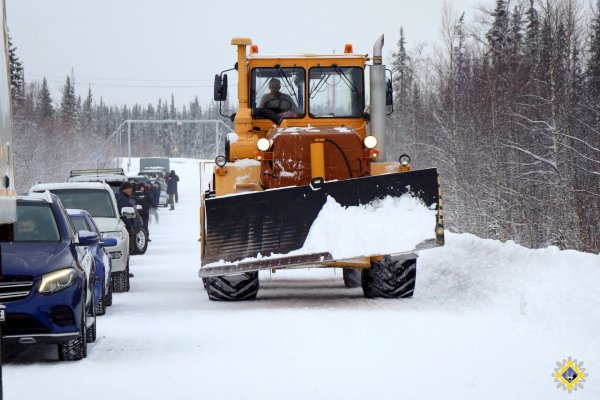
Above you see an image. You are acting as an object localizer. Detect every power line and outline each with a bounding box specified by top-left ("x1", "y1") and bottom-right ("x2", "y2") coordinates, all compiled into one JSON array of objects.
[{"x1": 25, "y1": 73, "x2": 216, "y2": 83}]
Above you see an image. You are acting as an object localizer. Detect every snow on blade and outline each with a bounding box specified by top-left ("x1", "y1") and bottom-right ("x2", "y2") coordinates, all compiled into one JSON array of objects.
[{"x1": 292, "y1": 194, "x2": 436, "y2": 259}]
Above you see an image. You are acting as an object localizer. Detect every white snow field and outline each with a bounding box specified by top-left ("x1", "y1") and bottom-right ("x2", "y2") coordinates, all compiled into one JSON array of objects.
[{"x1": 4, "y1": 158, "x2": 599, "y2": 399}]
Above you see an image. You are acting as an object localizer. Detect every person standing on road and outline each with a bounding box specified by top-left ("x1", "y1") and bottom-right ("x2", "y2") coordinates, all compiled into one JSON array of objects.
[
  {"x1": 149, "y1": 179, "x2": 160, "y2": 224},
  {"x1": 166, "y1": 170, "x2": 179, "y2": 210},
  {"x1": 115, "y1": 181, "x2": 136, "y2": 278},
  {"x1": 137, "y1": 183, "x2": 152, "y2": 241}
]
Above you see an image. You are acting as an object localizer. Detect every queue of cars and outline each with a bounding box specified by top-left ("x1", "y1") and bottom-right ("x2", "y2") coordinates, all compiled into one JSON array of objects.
[{"x1": 0, "y1": 161, "x2": 169, "y2": 361}]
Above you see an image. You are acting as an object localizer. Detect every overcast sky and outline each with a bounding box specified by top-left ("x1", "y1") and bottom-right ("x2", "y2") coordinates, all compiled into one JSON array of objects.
[{"x1": 7, "y1": 0, "x2": 484, "y2": 109}]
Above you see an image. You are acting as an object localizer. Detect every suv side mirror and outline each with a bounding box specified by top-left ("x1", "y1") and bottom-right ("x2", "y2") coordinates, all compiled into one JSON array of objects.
[
  {"x1": 214, "y1": 74, "x2": 228, "y2": 101},
  {"x1": 100, "y1": 237, "x2": 118, "y2": 247},
  {"x1": 121, "y1": 207, "x2": 136, "y2": 219},
  {"x1": 77, "y1": 230, "x2": 100, "y2": 246}
]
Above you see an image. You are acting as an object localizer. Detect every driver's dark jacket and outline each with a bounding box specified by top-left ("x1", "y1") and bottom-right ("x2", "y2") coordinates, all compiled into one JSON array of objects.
[{"x1": 115, "y1": 191, "x2": 135, "y2": 229}]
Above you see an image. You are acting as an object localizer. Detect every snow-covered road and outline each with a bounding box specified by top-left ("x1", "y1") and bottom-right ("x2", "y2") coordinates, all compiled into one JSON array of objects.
[{"x1": 4, "y1": 158, "x2": 599, "y2": 399}]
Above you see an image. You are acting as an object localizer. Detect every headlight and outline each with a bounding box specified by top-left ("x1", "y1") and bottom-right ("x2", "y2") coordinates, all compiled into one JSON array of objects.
[
  {"x1": 257, "y1": 138, "x2": 271, "y2": 151},
  {"x1": 215, "y1": 155, "x2": 227, "y2": 167},
  {"x1": 399, "y1": 154, "x2": 411, "y2": 166},
  {"x1": 102, "y1": 231, "x2": 123, "y2": 240},
  {"x1": 39, "y1": 268, "x2": 77, "y2": 295},
  {"x1": 364, "y1": 136, "x2": 377, "y2": 149}
]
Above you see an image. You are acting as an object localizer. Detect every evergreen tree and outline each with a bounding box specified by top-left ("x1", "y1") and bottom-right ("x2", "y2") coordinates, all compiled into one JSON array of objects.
[
  {"x1": 36, "y1": 77, "x2": 53, "y2": 119},
  {"x1": 486, "y1": 0, "x2": 511, "y2": 66},
  {"x1": 169, "y1": 93, "x2": 176, "y2": 119},
  {"x1": 60, "y1": 76, "x2": 77, "y2": 123},
  {"x1": 8, "y1": 32, "x2": 25, "y2": 107},
  {"x1": 82, "y1": 86, "x2": 93, "y2": 128},
  {"x1": 391, "y1": 27, "x2": 410, "y2": 107},
  {"x1": 588, "y1": 0, "x2": 600, "y2": 105},
  {"x1": 524, "y1": 0, "x2": 539, "y2": 61}
]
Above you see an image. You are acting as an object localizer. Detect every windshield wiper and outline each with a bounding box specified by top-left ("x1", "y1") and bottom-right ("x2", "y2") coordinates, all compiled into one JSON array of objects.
[
  {"x1": 309, "y1": 68, "x2": 328, "y2": 99},
  {"x1": 275, "y1": 65, "x2": 300, "y2": 105},
  {"x1": 332, "y1": 64, "x2": 357, "y2": 93}
]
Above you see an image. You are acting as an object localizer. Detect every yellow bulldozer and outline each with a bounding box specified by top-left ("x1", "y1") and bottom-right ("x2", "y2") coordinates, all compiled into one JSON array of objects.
[{"x1": 199, "y1": 35, "x2": 444, "y2": 301}]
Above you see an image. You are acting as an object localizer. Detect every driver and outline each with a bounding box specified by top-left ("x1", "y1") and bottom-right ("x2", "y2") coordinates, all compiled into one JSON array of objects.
[{"x1": 258, "y1": 78, "x2": 300, "y2": 117}]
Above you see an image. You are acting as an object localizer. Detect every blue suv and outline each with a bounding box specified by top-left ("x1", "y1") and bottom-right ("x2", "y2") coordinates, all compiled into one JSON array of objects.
[
  {"x1": 0, "y1": 192, "x2": 101, "y2": 361},
  {"x1": 67, "y1": 208, "x2": 114, "y2": 316}
]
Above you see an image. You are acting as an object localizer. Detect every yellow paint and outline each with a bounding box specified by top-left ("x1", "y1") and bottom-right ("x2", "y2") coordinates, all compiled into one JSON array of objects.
[
  {"x1": 229, "y1": 134, "x2": 259, "y2": 161},
  {"x1": 199, "y1": 192, "x2": 206, "y2": 259},
  {"x1": 329, "y1": 257, "x2": 371, "y2": 268},
  {"x1": 310, "y1": 142, "x2": 325, "y2": 179},
  {"x1": 214, "y1": 164, "x2": 262, "y2": 196},
  {"x1": 371, "y1": 162, "x2": 400, "y2": 176},
  {"x1": 233, "y1": 40, "x2": 253, "y2": 134}
]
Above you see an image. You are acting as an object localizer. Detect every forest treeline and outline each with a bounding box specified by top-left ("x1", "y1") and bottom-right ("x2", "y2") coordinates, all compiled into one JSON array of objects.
[
  {"x1": 9, "y1": 42, "x2": 233, "y2": 193},
  {"x1": 388, "y1": 0, "x2": 600, "y2": 253},
  {"x1": 8, "y1": 0, "x2": 600, "y2": 252}
]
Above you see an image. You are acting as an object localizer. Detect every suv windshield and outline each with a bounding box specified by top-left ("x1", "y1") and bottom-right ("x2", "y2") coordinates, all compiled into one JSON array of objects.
[
  {"x1": 70, "y1": 214, "x2": 90, "y2": 232},
  {"x1": 252, "y1": 67, "x2": 305, "y2": 118},
  {"x1": 49, "y1": 189, "x2": 116, "y2": 218},
  {"x1": 308, "y1": 66, "x2": 364, "y2": 118},
  {"x1": 13, "y1": 204, "x2": 61, "y2": 242}
]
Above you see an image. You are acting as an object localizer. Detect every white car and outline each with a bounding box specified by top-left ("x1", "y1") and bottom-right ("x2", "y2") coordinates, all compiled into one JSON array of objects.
[{"x1": 30, "y1": 182, "x2": 133, "y2": 292}]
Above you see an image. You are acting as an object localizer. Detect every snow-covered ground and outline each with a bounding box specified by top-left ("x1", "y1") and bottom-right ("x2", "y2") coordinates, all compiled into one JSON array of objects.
[{"x1": 4, "y1": 158, "x2": 599, "y2": 399}]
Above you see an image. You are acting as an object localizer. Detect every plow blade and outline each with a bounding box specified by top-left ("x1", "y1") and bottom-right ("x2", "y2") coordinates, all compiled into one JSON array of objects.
[{"x1": 201, "y1": 168, "x2": 442, "y2": 268}]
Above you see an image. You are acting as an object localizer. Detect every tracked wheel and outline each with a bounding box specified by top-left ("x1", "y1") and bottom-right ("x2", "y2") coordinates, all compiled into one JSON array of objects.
[
  {"x1": 343, "y1": 268, "x2": 362, "y2": 288},
  {"x1": 206, "y1": 272, "x2": 259, "y2": 301},
  {"x1": 362, "y1": 256, "x2": 416, "y2": 298}
]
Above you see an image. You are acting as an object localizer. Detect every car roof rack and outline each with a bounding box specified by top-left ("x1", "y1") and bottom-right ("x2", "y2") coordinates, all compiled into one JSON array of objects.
[{"x1": 70, "y1": 168, "x2": 125, "y2": 177}]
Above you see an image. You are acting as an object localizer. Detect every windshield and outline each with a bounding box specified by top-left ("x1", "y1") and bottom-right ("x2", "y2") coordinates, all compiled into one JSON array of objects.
[
  {"x1": 308, "y1": 66, "x2": 364, "y2": 118},
  {"x1": 252, "y1": 67, "x2": 305, "y2": 118},
  {"x1": 49, "y1": 189, "x2": 116, "y2": 218},
  {"x1": 70, "y1": 214, "x2": 90, "y2": 232},
  {"x1": 12, "y1": 204, "x2": 61, "y2": 242}
]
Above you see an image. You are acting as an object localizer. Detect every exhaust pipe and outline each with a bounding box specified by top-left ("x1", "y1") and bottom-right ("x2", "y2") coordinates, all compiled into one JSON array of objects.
[{"x1": 369, "y1": 34, "x2": 386, "y2": 161}]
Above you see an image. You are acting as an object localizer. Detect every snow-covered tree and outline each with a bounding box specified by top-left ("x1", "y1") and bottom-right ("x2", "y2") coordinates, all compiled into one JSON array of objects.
[
  {"x1": 60, "y1": 76, "x2": 77, "y2": 123},
  {"x1": 36, "y1": 77, "x2": 53, "y2": 120},
  {"x1": 8, "y1": 32, "x2": 25, "y2": 108}
]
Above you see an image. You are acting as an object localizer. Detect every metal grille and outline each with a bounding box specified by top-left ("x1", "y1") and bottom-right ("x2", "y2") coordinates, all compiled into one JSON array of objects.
[{"x1": 0, "y1": 276, "x2": 33, "y2": 302}]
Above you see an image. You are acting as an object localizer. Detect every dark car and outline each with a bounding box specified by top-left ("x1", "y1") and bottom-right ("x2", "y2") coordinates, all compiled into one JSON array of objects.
[
  {"x1": 67, "y1": 208, "x2": 116, "y2": 316},
  {"x1": 0, "y1": 192, "x2": 98, "y2": 361}
]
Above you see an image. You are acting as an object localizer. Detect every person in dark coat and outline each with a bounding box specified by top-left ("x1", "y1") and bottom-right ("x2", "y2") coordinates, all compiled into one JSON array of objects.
[
  {"x1": 148, "y1": 179, "x2": 160, "y2": 223},
  {"x1": 115, "y1": 181, "x2": 135, "y2": 230},
  {"x1": 166, "y1": 170, "x2": 180, "y2": 210},
  {"x1": 136, "y1": 183, "x2": 152, "y2": 240},
  {"x1": 115, "y1": 181, "x2": 136, "y2": 278}
]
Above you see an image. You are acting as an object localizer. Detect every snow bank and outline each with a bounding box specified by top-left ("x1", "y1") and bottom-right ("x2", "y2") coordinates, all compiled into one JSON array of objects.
[
  {"x1": 295, "y1": 194, "x2": 436, "y2": 259},
  {"x1": 418, "y1": 232, "x2": 600, "y2": 323}
]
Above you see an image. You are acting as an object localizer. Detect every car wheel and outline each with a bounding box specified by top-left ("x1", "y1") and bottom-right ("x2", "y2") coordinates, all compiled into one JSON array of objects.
[
  {"x1": 133, "y1": 227, "x2": 148, "y2": 255},
  {"x1": 112, "y1": 270, "x2": 130, "y2": 293},
  {"x1": 58, "y1": 300, "x2": 87, "y2": 361},
  {"x1": 86, "y1": 285, "x2": 97, "y2": 343},
  {"x1": 105, "y1": 278, "x2": 113, "y2": 306},
  {"x1": 95, "y1": 277, "x2": 106, "y2": 316}
]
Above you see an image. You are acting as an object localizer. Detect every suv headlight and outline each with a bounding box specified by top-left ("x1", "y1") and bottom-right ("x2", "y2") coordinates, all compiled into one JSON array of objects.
[
  {"x1": 102, "y1": 231, "x2": 123, "y2": 240},
  {"x1": 39, "y1": 268, "x2": 77, "y2": 295}
]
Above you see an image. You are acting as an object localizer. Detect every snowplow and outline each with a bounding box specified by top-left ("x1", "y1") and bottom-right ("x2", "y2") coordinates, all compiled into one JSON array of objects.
[{"x1": 199, "y1": 35, "x2": 444, "y2": 300}]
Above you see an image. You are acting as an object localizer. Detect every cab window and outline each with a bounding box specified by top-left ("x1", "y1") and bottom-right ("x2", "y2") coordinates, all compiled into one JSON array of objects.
[
  {"x1": 251, "y1": 67, "x2": 305, "y2": 118},
  {"x1": 308, "y1": 66, "x2": 364, "y2": 118}
]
